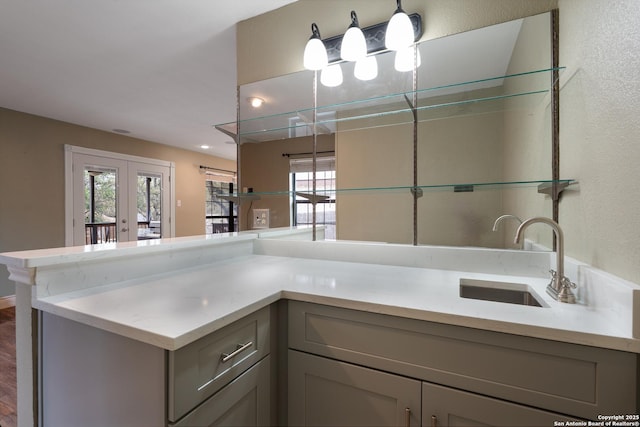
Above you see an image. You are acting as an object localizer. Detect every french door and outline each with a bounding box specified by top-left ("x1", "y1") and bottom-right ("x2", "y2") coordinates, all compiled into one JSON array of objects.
[{"x1": 65, "y1": 145, "x2": 175, "y2": 246}]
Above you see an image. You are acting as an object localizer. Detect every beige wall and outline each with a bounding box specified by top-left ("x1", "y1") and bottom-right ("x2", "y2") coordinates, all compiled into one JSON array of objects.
[
  {"x1": 335, "y1": 100, "x2": 505, "y2": 246},
  {"x1": 558, "y1": 0, "x2": 640, "y2": 284},
  {"x1": 240, "y1": 135, "x2": 335, "y2": 230},
  {"x1": 0, "y1": 107, "x2": 235, "y2": 295},
  {"x1": 238, "y1": 0, "x2": 640, "y2": 285},
  {"x1": 336, "y1": 121, "x2": 414, "y2": 243}
]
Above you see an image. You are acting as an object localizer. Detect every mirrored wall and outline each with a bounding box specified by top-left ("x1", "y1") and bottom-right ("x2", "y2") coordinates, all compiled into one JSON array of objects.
[{"x1": 220, "y1": 11, "x2": 571, "y2": 249}]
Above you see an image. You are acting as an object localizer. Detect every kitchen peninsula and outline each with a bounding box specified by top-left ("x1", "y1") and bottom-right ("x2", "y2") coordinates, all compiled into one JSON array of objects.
[{"x1": 1, "y1": 228, "x2": 639, "y2": 426}]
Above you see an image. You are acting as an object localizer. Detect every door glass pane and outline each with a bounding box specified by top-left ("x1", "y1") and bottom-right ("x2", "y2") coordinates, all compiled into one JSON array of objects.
[
  {"x1": 205, "y1": 181, "x2": 238, "y2": 234},
  {"x1": 137, "y1": 173, "x2": 162, "y2": 240},
  {"x1": 84, "y1": 167, "x2": 117, "y2": 244}
]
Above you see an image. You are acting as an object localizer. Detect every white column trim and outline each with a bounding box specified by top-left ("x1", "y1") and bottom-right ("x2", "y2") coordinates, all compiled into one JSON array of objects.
[{"x1": 7, "y1": 266, "x2": 36, "y2": 286}]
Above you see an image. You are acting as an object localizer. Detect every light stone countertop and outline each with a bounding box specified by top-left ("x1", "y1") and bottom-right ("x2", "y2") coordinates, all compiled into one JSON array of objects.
[
  {"x1": 32, "y1": 252, "x2": 640, "y2": 353},
  {"x1": 6, "y1": 231, "x2": 637, "y2": 427}
]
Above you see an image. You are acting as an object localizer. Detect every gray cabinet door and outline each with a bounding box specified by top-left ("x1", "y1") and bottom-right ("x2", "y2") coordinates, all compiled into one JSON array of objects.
[
  {"x1": 172, "y1": 356, "x2": 271, "y2": 427},
  {"x1": 422, "y1": 382, "x2": 577, "y2": 427},
  {"x1": 289, "y1": 349, "x2": 421, "y2": 426}
]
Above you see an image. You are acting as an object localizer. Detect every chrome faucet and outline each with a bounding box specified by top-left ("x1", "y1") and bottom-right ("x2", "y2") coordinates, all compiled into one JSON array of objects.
[
  {"x1": 514, "y1": 217, "x2": 576, "y2": 303},
  {"x1": 492, "y1": 215, "x2": 524, "y2": 249}
]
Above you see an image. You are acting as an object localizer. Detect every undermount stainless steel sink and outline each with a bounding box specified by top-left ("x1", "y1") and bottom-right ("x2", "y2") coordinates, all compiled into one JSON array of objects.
[{"x1": 459, "y1": 278, "x2": 546, "y2": 307}]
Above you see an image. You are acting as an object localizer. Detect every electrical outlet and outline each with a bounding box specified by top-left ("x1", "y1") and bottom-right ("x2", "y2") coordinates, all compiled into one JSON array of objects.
[{"x1": 253, "y1": 209, "x2": 269, "y2": 229}]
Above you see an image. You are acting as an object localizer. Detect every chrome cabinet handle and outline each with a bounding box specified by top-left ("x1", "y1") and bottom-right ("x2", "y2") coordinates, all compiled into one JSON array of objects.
[
  {"x1": 220, "y1": 341, "x2": 253, "y2": 363},
  {"x1": 405, "y1": 408, "x2": 411, "y2": 427}
]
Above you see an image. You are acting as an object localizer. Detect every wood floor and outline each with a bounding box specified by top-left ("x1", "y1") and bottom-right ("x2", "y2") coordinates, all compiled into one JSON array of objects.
[{"x1": 0, "y1": 307, "x2": 17, "y2": 427}]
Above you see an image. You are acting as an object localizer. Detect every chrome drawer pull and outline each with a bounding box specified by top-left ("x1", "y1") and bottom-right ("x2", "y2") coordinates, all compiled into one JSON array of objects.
[{"x1": 220, "y1": 341, "x2": 253, "y2": 363}]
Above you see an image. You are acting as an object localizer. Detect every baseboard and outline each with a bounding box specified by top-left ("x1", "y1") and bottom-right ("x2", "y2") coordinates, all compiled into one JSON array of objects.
[{"x1": 0, "y1": 295, "x2": 16, "y2": 310}]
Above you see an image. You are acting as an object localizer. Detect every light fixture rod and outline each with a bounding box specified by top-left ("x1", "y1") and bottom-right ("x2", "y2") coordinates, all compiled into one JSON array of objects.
[
  {"x1": 199, "y1": 165, "x2": 237, "y2": 175},
  {"x1": 322, "y1": 13, "x2": 422, "y2": 63},
  {"x1": 282, "y1": 150, "x2": 335, "y2": 158}
]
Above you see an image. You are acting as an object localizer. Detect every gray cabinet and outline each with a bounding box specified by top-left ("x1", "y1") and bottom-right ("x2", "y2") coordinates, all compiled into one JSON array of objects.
[
  {"x1": 171, "y1": 355, "x2": 271, "y2": 427},
  {"x1": 422, "y1": 382, "x2": 574, "y2": 427},
  {"x1": 40, "y1": 306, "x2": 272, "y2": 427},
  {"x1": 288, "y1": 349, "x2": 574, "y2": 427},
  {"x1": 40, "y1": 312, "x2": 167, "y2": 427},
  {"x1": 169, "y1": 306, "x2": 271, "y2": 425},
  {"x1": 289, "y1": 350, "x2": 421, "y2": 427},
  {"x1": 288, "y1": 301, "x2": 638, "y2": 425},
  {"x1": 169, "y1": 306, "x2": 271, "y2": 422}
]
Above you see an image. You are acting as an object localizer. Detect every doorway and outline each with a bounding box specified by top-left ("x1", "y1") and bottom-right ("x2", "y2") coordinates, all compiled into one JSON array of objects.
[{"x1": 65, "y1": 145, "x2": 175, "y2": 246}]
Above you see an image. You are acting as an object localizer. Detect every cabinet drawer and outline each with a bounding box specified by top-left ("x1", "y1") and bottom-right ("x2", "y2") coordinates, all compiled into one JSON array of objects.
[
  {"x1": 289, "y1": 301, "x2": 637, "y2": 419},
  {"x1": 170, "y1": 355, "x2": 271, "y2": 427},
  {"x1": 169, "y1": 306, "x2": 270, "y2": 422}
]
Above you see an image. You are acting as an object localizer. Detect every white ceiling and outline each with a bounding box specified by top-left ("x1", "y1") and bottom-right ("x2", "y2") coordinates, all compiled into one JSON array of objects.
[{"x1": 0, "y1": 0, "x2": 297, "y2": 160}]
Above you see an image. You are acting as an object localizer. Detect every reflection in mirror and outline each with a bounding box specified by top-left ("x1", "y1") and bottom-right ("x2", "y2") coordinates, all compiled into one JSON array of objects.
[
  {"x1": 235, "y1": 12, "x2": 559, "y2": 250},
  {"x1": 238, "y1": 71, "x2": 315, "y2": 143},
  {"x1": 333, "y1": 12, "x2": 553, "y2": 248}
]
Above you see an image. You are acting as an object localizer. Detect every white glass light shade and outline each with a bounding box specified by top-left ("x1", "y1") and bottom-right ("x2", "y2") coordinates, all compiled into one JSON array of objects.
[
  {"x1": 394, "y1": 46, "x2": 421, "y2": 72},
  {"x1": 354, "y1": 56, "x2": 378, "y2": 81},
  {"x1": 303, "y1": 37, "x2": 328, "y2": 70},
  {"x1": 385, "y1": 11, "x2": 414, "y2": 51},
  {"x1": 321, "y1": 64, "x2": 343, "y2": 87},
  {"x1": 341, "y1": 26, "x2": 367, "y2": 61}
]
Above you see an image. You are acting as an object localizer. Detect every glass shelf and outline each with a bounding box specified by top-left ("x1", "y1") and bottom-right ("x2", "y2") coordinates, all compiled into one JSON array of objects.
[
  {"x1": 214, "y1": 67, "x2": 564, "y2": 143},
  {"x1": 215, "y1": 179, "x2": 576, "y2": 201}
]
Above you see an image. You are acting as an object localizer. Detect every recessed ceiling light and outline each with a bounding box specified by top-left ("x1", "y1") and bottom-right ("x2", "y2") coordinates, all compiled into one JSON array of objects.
[
  {"x1": 112, "y1": 128, "x2": 131, "y2": 134},
  {"x1": 200, "y1": 144, "x2": 210, "y2": 149},
  {"x1": 247, "y1": 97, "x2": 265, "y2": 108}
]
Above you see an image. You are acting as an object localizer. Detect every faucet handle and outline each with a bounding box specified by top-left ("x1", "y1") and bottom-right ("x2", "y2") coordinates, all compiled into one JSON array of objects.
[
  {"x1": 560, "y1": 275, "x2": 577, "y2": 289},
  {"x1": 549, "y1": 270, "x2": 576, "y2": 289},
  {"x1": 548, "y1": 269, "x2": 557, "y2": 288}
]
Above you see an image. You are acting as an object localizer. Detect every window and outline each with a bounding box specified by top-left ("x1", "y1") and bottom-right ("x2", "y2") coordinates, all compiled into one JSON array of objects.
[
  {"x1": 205, "y1": 180, "x2": 238, "y2": 234},
  {"x1": 290, "y1": 157, "x2": 336, "y2": 239}
]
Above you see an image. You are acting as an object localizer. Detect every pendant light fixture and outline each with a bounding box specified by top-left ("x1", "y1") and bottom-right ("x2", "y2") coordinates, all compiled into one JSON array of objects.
[
  {"x1": 340, "y1": 11, "x2": 367, "y2": 61},
  {"x1": 303, "y1": 23, "x2": 328, "y2": 70},
  {"x1": 385, "y1": 0, "x2": 415, "y2": 51},
  {"x1": 394, "y1": 45, "x2": 421, "y2": 72},
  {"x1": 304, "y1": 4, "x2": 422, "y2": 87},
  {"x1": 354, "y1": 55, "x2": 378, "y2": 81},
  {"x1": 321, "y1": 63, "x2": 344, "y2": 87}
]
